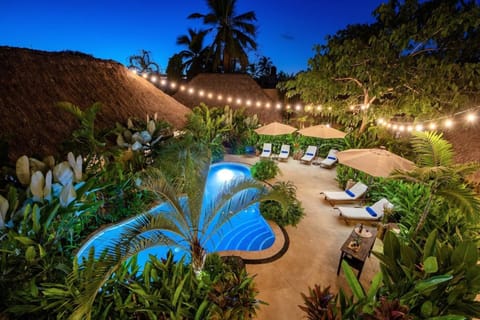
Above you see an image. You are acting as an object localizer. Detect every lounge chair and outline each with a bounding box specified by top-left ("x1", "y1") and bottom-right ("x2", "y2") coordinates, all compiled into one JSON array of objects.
[
  {"x1": 320, "y1": 181, "x2": 368, "y2": 205},
  {"x1": 259, "y1": 143, "x2": 272, "y2": 159},
  {"x1": 278, "y1": 144, "x2": 290, "y2": 161},
  {"x1": 300, "y1": 146, "x2": 317, "y2": 164},
  {"x1": 319, "y1": 149, "x2": 339, "y2": 168},
  {"x1": 334, "y1": 198, "x2": 394, "y2": 221}
]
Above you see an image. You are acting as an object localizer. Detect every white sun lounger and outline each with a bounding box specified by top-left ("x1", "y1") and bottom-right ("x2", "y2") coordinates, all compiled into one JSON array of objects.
[
  {"x1": 320, "y1": 181, "x2": 368, "y2": 205},
  {"x1": 334, "y1": 198, "x2": 394, "y2": 221},
  {"x1": 319, "y1": 149, "x2": 339, "y2": 168},
  {"x1": 259, "y1": 143, "x2": 272, "y2": 159},
  {"x1": 300, "y1": 145, "x2": 317, "y2": 164},
  {"x1": 278, "y1": 144, "x2": 290, "y2": 161}
]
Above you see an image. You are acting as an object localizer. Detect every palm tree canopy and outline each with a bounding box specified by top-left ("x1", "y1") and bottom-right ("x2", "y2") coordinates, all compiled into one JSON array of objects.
[
  {"x1": 188, "y1": 0, "x2": 257, "y2": 72},
  {"x1": 176, "y1": 28, "x2": 210, "y2": 77}
]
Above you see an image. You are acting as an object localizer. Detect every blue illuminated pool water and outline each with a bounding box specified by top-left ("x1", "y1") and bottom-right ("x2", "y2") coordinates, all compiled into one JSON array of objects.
[{"x1": 77, "y1": 162, "x2": 275, "y2": 266}]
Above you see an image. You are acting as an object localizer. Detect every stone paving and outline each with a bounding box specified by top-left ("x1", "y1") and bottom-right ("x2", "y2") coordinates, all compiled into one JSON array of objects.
[{"x1": 223, "y1": 154, "x2": 382, "y2": 320}]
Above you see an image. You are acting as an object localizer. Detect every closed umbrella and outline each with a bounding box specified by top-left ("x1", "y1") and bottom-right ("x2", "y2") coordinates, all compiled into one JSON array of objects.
[
  {"x1": 336, "y1": 148, "x2": 415, "y2": 178},
  {"x1": 254, "y1": 121, "x2": 297, "y2": 135},
  {"x1": 298, "y1": 125, "x2": 346, "y2": 139}
]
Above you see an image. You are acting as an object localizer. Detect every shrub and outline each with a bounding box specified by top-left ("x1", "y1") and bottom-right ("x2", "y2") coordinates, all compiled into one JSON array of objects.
[
  {"x1": 250, "y1": 159, "x2": 280, "y2": 180},
  {"x1": 260, "y1": 181, "x2": 305, "y2": 227}
]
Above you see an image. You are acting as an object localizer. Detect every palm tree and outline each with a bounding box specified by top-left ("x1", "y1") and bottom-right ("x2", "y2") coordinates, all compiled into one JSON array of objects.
[
  {"x1": 188, "y1": 0, "x2": 257, "y2": 73},
  {"x1": 176, "y1": 28, "x2": 210, "y2": 78},
  {"x1": 391, "y1": 131, "x2": 480, "y2": 238},
  {"x1": 127, "y1": 49, "x2": 160, "y2": 73},
  {"x1": 71, "y1": 140, "x2": 286, "y2": 318}
]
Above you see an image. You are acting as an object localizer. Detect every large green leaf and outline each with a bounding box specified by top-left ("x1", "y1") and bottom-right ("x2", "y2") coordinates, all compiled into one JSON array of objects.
[
  {"x1": 423, "y1": 256, "x2": 439, "y2": 274},
  {"x1": 415, "y1": 275, "x2": 453, "y2": 293},
  {"x1": 341, "y1": 260, "x2": 365, "y2": 300}
]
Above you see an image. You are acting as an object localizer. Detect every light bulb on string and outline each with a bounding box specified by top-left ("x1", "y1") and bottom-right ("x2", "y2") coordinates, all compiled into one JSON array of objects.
[
  {"x1": 415, "y1": 124, "x2": 424, "y2": 132},
  {"x1": 428, "y1": 123, "x2": 437, "y2": 130},
  {"x1": 466, "y1": 113, "x2": 476, "y2": 122},
  {"x1": 444, "y1": 119, "x2": 453, "y2": 128}
]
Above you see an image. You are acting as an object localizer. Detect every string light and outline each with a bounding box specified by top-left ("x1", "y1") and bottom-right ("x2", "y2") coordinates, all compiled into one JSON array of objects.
[{"x1": 130, "y1": 70, "x2": 479, "y2": 134}]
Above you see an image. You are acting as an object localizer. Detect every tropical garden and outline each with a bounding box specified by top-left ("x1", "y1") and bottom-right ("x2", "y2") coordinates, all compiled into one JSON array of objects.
[{"x1": 1, "y1": 0, "x2": 480, "y2": 319}]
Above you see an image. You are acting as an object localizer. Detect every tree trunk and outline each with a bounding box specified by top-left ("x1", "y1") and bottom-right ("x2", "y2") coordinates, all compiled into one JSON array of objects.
[{"x1": 191, "y1": 238, "x2": 206, "y2": 276}]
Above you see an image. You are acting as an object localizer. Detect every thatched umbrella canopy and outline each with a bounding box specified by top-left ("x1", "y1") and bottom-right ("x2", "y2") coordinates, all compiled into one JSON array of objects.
[
  {"x1": 0, "y1": 46, "x2": 191, "y2": 162},
  {"x1": 173, "y1": 73, "x2": 282, "y2": 123}
]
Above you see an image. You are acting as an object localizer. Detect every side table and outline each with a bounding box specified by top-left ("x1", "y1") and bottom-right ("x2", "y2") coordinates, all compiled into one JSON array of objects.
[{"x1": 337, "y1": 224, "x2": 378, "y2": 279}]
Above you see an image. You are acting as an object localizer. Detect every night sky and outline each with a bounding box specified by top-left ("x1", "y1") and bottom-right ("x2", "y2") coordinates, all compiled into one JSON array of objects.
[{"x1": 1, "y1": 0, "x2": 385, "y2": 74}]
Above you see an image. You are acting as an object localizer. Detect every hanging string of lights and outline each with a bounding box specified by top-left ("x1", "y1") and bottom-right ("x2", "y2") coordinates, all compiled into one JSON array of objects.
[
  {"x1": 377, "y1": 105, "x2": 479, "y2": 133},
  {"x1": 131, "y1": 69, "x2": 479, "y2": 132}
]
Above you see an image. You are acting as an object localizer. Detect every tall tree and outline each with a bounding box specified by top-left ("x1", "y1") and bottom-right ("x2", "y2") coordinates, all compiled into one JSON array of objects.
[
  {"x1": 188, "y1": 0, "x2": 257, "y2": 73},
  {"x1": 176, "y1": 28, "x2": 211, "y2": 78},
  {"x1": 279, "y1": 0, "x2": 480, "y2": 133}
]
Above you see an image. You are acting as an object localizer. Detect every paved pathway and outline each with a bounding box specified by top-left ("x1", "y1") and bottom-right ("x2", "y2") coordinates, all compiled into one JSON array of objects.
[{"x1": 224, "y1": 155, "x2": 381, "y2": 320}]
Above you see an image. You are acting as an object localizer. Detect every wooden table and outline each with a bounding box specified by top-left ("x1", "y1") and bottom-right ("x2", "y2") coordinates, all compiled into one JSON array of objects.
[{"x1": 337, "y1": 224, "x2": 378, "y2": 279}]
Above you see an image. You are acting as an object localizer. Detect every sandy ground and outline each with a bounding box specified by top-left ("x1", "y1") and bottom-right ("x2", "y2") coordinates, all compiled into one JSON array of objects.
[{"x1": 224, "y1": 154, "x2": 382, "y2": 320}]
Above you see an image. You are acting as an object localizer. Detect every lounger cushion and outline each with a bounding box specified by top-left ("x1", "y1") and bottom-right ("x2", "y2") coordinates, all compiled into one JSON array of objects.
[
  {"x1": 306, "y1": 152, "x2": 314, "y2": 156},
  {"x1": 281, "y1": 150, "x2": 288, "y2": 154},
  {"x1": 264, "y1": 149, "x2": 270, "y2": 152},
  {"x1": 327, "y1": 156, "x2": 337, "y2": 160},
  {"x1": 345, "y1": 190, "x2": 355, "y2": 197},
  {"x1": 366, "y1": 206, "x2": 377, "y2": 217}
]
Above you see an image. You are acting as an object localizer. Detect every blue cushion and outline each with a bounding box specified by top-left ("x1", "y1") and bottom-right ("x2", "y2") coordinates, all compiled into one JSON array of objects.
[
  {"x1": 264, "y1": 149, "x2": 270, "y2": 152},
  {"x1": 306, "y1": 152, "x2": 314, "y2": 156},
  {"x1": 366, "y1": 206, "x2": 377, "y2": 217},
  {"x1": 345, "y1": 190, "x2": 355, "y2": 197},
  {"x1": 327, "y1": 156, "x2": 336, "y2": 160},
  {"x1": 281, "y1": 150, "x2": 288, "y2": 154}
]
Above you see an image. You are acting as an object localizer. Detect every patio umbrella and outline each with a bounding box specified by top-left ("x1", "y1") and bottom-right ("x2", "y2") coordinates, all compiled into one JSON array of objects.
[
  {"x1": 254, "y1": 121, "x2": 297, "y2": 135},
  {"x1": 297, "y1": 124, "x2": 346, "y2": 139},
  {"x1": 336, "y1": 148, "x2": 415, "y2": 177}
]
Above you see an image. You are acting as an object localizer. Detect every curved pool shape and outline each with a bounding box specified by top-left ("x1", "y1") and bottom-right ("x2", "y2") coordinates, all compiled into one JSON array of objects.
[{"x1": 77, "y1": 162, "x2": 275, "y2": 267}]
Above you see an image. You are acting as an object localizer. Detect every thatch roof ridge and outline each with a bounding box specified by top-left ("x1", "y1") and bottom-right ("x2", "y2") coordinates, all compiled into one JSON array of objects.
[
  {"x1": 173, "y1": 73, "x2": 282, "y2": 123},
  {"x1": 0, "y1": 46, "x2": 191, "y2": 162}
]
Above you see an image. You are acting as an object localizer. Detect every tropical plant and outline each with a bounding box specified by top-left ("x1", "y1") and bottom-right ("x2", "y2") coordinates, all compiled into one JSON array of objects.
[
  {"x1": 184, "y1": 103, "x2": 231, "y2": 162},
  {"x1": 260, "y1": 181, "x2": 305, "y2": 227},
  {"x1": 127, "y1": 49, "x2": 160, "y2": 73},
  {"x1": 176, "y1": 28, "x2": 210, "y2": 78},
  {"x1": 188, "y1": 0, "x2": 257, "y2": 72},
  {"x1": 391, "y1": 131, "x2": 480, "y2": 237},
  {"x1": 374, "y1": 230, "x2": 480, "y2": 319},
  {"x1": 65, "y1": 145, "x2": 286, "y2": 318},
  {"x1": 56, "y1": 101, "x2": 106, "y2": 156},
  {"x1": 299, "y1": 285, "x2": 337, "y2": 320},
  {"x1": 250, "y1": 159, "x2": 279, "y2": 181}
]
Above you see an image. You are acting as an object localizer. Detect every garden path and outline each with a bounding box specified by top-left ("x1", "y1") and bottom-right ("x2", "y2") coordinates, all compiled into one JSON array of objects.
[{"x1": 224, "y1": 154, "x2": 382, "y2": 320}]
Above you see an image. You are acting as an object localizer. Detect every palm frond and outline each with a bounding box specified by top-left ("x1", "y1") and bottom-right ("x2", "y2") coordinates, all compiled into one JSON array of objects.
[
  {"x1": 437, "y1": 186, "x2": 480, "y2": 222},
  {"x1": 56, "y1": 101, "x2": 84, "y2": 119},
  {"x1": 411, "y1": 131, "x2": 454, "y2": 167}
]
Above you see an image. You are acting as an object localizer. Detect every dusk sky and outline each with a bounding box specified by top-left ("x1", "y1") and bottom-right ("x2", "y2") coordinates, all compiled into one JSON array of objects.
[{"x1": 1, "y1": 0, "x2": 385, "y2": 74}]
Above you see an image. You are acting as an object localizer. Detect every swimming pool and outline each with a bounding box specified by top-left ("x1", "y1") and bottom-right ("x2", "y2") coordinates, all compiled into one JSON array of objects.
[{"x1": 77, "y1": 162, "x2": 275, "y2": 266}]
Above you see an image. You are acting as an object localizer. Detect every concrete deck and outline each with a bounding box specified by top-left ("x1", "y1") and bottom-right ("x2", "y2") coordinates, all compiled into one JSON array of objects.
[{"x1": 224, "y1": 154, "x2": 382, "y2": 320}]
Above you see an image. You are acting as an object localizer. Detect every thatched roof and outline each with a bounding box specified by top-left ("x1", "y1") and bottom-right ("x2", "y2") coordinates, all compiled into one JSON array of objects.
[
  {"x1": 0, "y1": 46, "x2": 191, "y2": 162},
  {"x1": 443, "y1": 125, "x2": 480, "y2": 189},
  {"x1": 173, "y1": 73, "x2": 282, "y2": 123}
]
